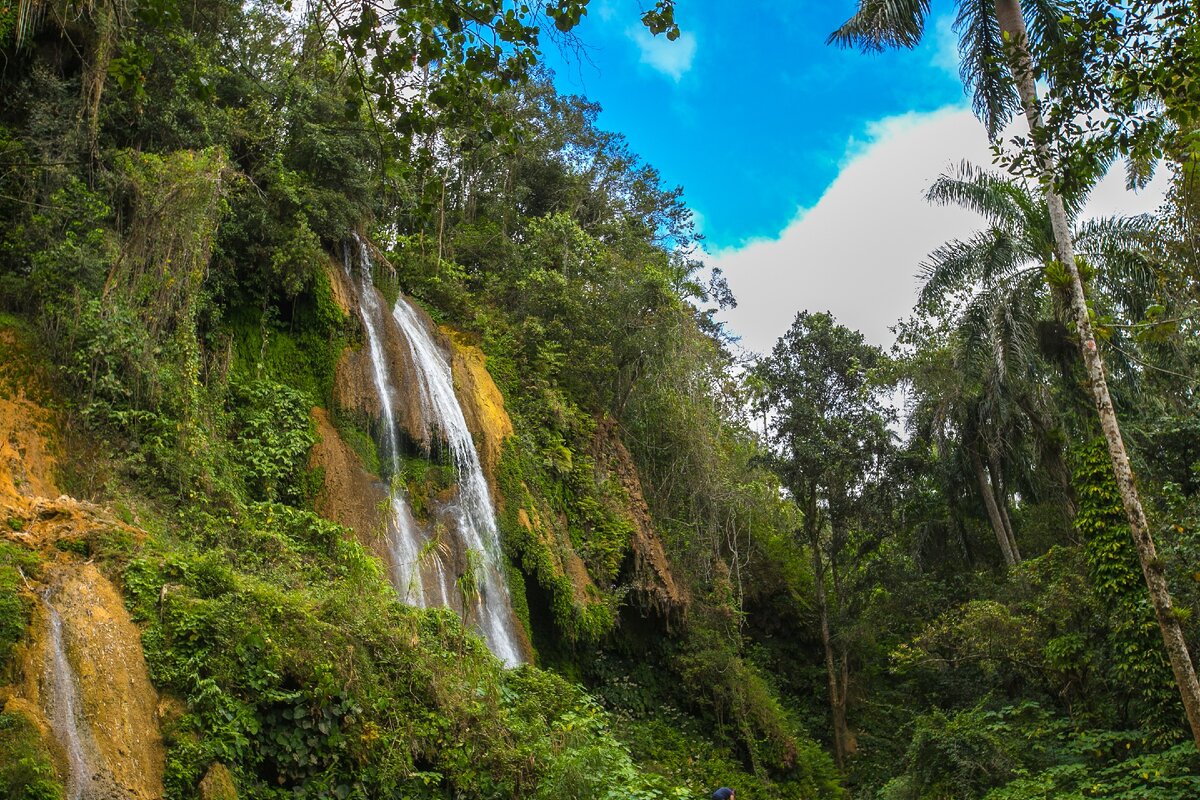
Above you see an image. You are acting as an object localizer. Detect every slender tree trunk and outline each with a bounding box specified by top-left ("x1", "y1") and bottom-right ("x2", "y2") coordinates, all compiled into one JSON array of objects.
[
  {"x1": 836, "y1": 649, "x2": 852, "y2": 756},
  {"x1": 996, "y1": 485, "x2": 1020, "y2": 563},
  {"x1": 972, "y1": 448, "x2": 1017, "y2": 567},
  {"x1": 988, "y1": 454, "x2": 1022, "y2": 563},
  {"x1": 829, "y1": 512, "x2": 854, "y2": 759},
  {"x1": 807, "y1": 508, "x2": 848, "y2": 770},
  {"x1": 996, "y1": 0, "x2": 1200, "y2": 750}
]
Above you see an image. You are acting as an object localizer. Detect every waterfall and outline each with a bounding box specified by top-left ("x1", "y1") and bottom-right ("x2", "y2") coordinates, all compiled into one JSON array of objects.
[
  {"x1": 343, "y1": 237, "x2": 453, "y2": 606},
  {"x1": 342, "y1": 238, "x2": 443, "y2": 606},
  {"x1": 42, "y1": 592, "x2": 93, "y2": 800},
  {"x1": 391, "y1": 296, "x2": 524, "y2": 667},
  {"x1": 343, "y1": 236, "x2": 523, "y2": 665}
]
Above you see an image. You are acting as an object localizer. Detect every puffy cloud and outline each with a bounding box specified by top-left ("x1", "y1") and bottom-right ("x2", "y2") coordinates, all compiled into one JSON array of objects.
[
  {"x1": 626, "y1": 25, "x2": 697, "y2": 81},
  {"x1": 708, "y1": 107, "x2": 1168, "y2": 354}
]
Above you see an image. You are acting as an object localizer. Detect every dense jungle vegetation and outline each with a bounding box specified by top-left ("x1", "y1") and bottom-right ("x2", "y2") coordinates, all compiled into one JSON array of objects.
[{"x1": 1, "y1": 0, "x2": 1199, "y2": 798}]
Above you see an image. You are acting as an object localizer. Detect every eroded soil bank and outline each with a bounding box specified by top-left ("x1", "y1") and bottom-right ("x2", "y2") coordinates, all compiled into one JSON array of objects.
[{"x1": 1, "y1": 340, "x2": 166, "y2": 800}]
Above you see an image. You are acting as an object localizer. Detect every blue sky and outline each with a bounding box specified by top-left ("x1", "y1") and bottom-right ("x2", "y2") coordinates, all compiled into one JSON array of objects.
[
  {"x1": 544, "y1": 0, "x2": 966, "y2": 250},
  {"x1": 542, "y1": 1, "x2": 1167, "y2": 353}
]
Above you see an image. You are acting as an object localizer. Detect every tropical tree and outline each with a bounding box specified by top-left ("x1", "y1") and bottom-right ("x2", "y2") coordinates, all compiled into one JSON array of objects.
[
  {"x1": 906, "y1": 330, "x2": 1030, "y2": 567},
  {"x1": 831, "y1": 0, "x2": 1200, "y2": 748},
  {"x1": 918, "y1": 163, "x2": 1163, "y2": 527},
  {"x1": 756, "y1": 311, "x2": 895, "y2": 769}
]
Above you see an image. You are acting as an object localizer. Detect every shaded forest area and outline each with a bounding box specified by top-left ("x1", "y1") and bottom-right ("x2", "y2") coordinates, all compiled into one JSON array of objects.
[{"x1": 0, "y1": 0, "x2": 1199, "y2": 798}]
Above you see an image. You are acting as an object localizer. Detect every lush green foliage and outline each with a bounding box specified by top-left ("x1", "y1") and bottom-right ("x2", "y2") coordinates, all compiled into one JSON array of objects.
[
  {"x1": 69, "y1": 503, "x2": 685, "y2": 799},
  {"x1": 495, "y1": 436, "x2": 620, "y2": 645},
  {"x1": 1074, "y1": 440, "x2": 1180, "y2": 733},
  {"x1": 0, "y1": 1, "x2": 839, "y2": 798},
  {"x1": 4, "y1": 0, "x2": 1199, "y2": 798},
  {"x1": 0, "y1": 711, "x2": 64, "y2": 800},
  {"x1": 0, "y1": 543, "x2": 39, "y2": 672},
  {"x1": 879, "y1": 703, "x2": 1200, "y2": 800},
  {"x1": 821, "y1": 1, "x2": 1200, "y2": 794}
]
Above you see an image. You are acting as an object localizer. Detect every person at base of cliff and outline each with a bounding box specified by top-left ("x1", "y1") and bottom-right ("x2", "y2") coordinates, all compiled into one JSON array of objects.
[{"x1": 711, "y1": 788, "x2": 734, "y2": 800}]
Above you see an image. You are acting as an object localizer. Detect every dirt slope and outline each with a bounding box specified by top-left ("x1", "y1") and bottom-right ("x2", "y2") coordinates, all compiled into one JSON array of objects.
[{"x1": 0, "y1": 328, "x2": 166, "y2": 799}]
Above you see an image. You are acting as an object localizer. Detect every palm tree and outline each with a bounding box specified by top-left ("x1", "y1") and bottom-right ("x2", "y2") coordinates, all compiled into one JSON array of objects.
[
  {"x1": 908, "y1": 332, "x2": 1029, "y2": 566},
  {"x1": 830, "y1": 0, "x2": 1200, "y2": 749},
  {"x1": 921, "y1": 163, "x2": 1160, "y2": 336},
  {"x1": 920, "y1": 163, "x2": 1162, "y2": 522}
]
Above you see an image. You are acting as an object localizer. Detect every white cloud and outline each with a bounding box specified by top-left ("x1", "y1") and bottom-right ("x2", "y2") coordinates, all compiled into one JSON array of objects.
[
  {"x1": 1085, "y1": 164, "x2": 1168, "y2": 221},
  {"x1": 626, "y1": 26, "x2": 697, "y2": 81},
  {"x1": 709, "y1": 107, "x2": 1168, "y2": 355}
]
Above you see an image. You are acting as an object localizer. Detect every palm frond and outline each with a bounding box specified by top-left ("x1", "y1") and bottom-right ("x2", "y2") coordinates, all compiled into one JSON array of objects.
[
  {"x1": 926, "y1": 162, "x2": 1028, "y2": 229},
  {"x1": 918, "y1": 226, "x2": 1029, "y2": 310},
  {"x1": 1123, "y1": 116, "x2": 1168, "y2": 191},
  {"x1": 955, "y1": 0, "x2": 1020, "y2": 138},
  {"x1": 1005, "y1": 181, "x2": 1057, "y2": 251},
  {"x1": 953, "y1": 268, "x2": 1044, "y2": 382},
  {"x1": 1022, "y1": 0, "x2": 1067, "y2": 55},
  {"x1": 1076, "y1": 215, "x2": 1156, "y2": 309},
  {"x1": 1023, "y1": 0, "x2": 1083, "y2": 108},
  {"x1": 953, "y1": 295, "x2": 996, "y2": 374},
  {"x1": 975, "y1": 230, "x2": 1025, "y2": 286},
  {"x1": 827, "y1": 0, "x2": 931, "y2": 52},
  {"x1": 993, "y1": 272, "x2": 1046, "y2": 378},
  {"x1": 1074, "y1": 214, "x2": 1155, "y2": 256}
]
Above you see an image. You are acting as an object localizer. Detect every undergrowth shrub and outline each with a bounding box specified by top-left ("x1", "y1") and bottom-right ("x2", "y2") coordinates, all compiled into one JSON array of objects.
[
  {"x1": 102, "y1": 497, "x2": 688, "y2": 799},
  {"x1": 879, "y1": 702, "x2": 1200, "y2": 800},
  {"x1": 0, "y1": 543, "x2": 40, "y2": 670},
  {"x1": 0, "y1": 711, "x2": 63, "y2": 800},
  {"x1": 228, "y1": 380, "x2": 317, "y2": 503}
]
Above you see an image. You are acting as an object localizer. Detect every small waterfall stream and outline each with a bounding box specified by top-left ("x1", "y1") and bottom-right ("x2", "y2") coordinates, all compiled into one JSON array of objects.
[
  {"x1": 342, "y1": 238, "x2": 447, "y2": 606},
  {"x1": 42, "y1": 592, "x2": 92, "y2": 800},
  {"x1": 391, "y1": 296, "x2": 524, "y2": 667},
  {"x1": 344, "y1": 236, "x2": 523, "y2": 665}
]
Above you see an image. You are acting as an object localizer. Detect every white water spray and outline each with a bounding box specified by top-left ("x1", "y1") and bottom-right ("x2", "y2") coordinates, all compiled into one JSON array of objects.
[
  {"x1": 391, "y1": 296, "x2": 524, "y2": 666},
  {"x1": 342, "y1": 237, "x2": 442, "y2": 606},
  {"x1": 42, "y1": 592, "x2": 93, "y2": 800}
]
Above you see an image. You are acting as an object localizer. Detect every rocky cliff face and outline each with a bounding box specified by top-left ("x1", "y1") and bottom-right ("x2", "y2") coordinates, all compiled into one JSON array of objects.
[
  {"x1": 0, "y1": 330, "x2": 58, "y2": 521},
  {"x1": 0, "y1": 332, "x2": 166, "y2": 800},
  {"x1": 307, "y1": 408, "x2": 389, "y2": 565},
  {"x1": 442, "y1": 327, "x2": 514, "y2": 498},
  {"x1": 13, "y1": 564, "x2": 167, "y2": 800},
  {"x1": 589, "y1": 417, "x2": 687, "y2": 614}
]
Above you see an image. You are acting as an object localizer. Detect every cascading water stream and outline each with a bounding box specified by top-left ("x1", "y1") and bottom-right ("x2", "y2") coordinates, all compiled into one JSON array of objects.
[
  {"x1": 390, "y1": 297, "x2": 524, "y2": 666},
  {"x1": 344, "y1": 236, "x2": 523, "y2": 664},
  {"x1": 342, "y1": 237, "x2": 447, "y2": 607},
  {"x1": 42, "y1": 592, "x2": 92, "y2": 800}
]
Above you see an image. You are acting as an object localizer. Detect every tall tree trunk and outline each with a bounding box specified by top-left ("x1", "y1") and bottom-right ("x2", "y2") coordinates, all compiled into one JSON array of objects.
[
  {"x1": 807, "y1": 509, "x2": 848, "y2": 770},
  {"x1": 971, "y1": 448, "x2": 1017, "y2": 567},
  {"x1": 988, "y1": 454, "x2": 1022, "y2": 563},
  {"x1": 829, "y1": 511, "x2": 855, "y2": 759},
  {"x1": 995, "y1": 0, "x2": 1200, "y2": 750},
  {"x1": 837, "y1": 648, "x2": 852, "y2": 757}
]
